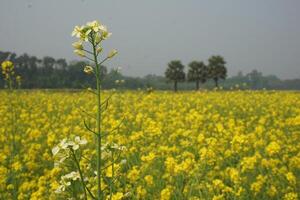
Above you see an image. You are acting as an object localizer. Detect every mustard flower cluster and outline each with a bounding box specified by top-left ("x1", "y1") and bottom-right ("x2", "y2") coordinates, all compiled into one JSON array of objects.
[
  {"x1": 1, "y1": 60, "x2": 14, "y2": 78},
  {"x1": 52, "y1": 136, "x2": 87, "y2": 166},
  {"x1": 1, "y1": 61, "x2": 21, "y2": 88},
  {"x1": 71, "y1": 20, "x2": 117, "y2": 71},
  {"x1": 0, "y1": 91, "x2": 299, "y2": 199}
]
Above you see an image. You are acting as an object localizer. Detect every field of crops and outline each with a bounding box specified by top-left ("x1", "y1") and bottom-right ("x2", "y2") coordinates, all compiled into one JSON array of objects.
[{"x1": 0, "y1": 91, "x2": 299, "y2": 200}]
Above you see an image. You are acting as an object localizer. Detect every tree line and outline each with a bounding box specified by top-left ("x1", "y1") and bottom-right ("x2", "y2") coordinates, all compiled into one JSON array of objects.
[
  {"x1": 165, "y1": 55, "x2": 227, "y2": 91},
  {"x1": 1, "y1": 51, "x2": 299, "y2": 90}
]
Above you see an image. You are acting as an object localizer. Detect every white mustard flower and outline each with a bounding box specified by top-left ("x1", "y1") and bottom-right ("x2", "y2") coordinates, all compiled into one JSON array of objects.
[
  {"x1": 63, "y1": 171, "x2": 80, "y2": 181},
  {"x1": 52, "y1": 146, "x2": 60, "y2": 156},
  {"x1": 71, "y1": 26, "x2": 83, "y2": 38},
  {"x1": 87, "y1": 20, "x2": 101, "y2": 32},
  {"x1": 72, "y1": 136, "x2": 87, "y2": 150},
  {"x1": 60, "y1": 138, "x2": 71, "y2": 149},
  {"x1": 120, "y1": 159, "x2": 127, "y2": 165},
  {"x1": 99, "y1": 24, "x2": 107, "y2": 33},
  {"x1": 52, "y1": 138, "x2": 69, "y2": 156},
  {"x1": 101, "y1": 27, "x2": 112, "y2": 40},
  {"x1": 55, "y1": 178, "x2": 71, "y2": 193}
]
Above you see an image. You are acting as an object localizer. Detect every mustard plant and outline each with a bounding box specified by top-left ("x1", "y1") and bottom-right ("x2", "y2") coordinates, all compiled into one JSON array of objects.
[
  {"x1": 52, "y1": 20, "x2": 124, "y2": 200},
  {"x1": 1, "y1": 61, "x2": 22, "y2": 199}
]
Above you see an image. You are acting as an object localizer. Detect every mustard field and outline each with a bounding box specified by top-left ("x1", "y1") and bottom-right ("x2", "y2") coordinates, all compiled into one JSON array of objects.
[{"x1": 0, "y1": 90, "x2": 299, "y2": 200}]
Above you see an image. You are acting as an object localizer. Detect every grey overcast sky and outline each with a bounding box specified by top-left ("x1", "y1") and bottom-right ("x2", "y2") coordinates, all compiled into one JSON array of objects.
[{"x1": 0, "y1": 0, "x2": 299, "y2": 79}]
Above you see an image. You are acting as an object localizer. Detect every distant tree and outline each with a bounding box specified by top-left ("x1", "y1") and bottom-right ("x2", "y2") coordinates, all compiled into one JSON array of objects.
[
  {"x1": 280, "y1": 79, "x2": 300, "y2": 90},
  {"x1": 9, "y1": 53, "x2": 18, "y2": 63},
  {"x1": 56, "y1": 58, "x2": 68, "y2": 70},
  {"x1": 0, "y1": 52, "x2": 11, "y2": 64},
  {"x1": 208, "y1": 55, "x2": 227, "y2": 87},
  {"x1": 187, "y1": 61, "x2": 208, "y2": 90},
  {"x1": 16, "y1": 54, "x2": 30, "y2": 69},
  {"x1": 43, "y1": 56, "x2": 56, "y2": 71},
  {"x1": 2, "y1": 50, "x2": 300, "y2": 90},
  {"x1": 237, "y1": 71, "x2": 243, "y2": 78},
  {"x1": 165, "y1": 60, "x2": 185, "y2": 92},
  {"x1": 100, "y1": 65, "x2": 107, "y2": 79},
  {"x1": 246, "y1": 69, "x2": 263, "y2": 89},
  {"x1": 143, "y1": 74, "x2": 170, "y2": 90}
]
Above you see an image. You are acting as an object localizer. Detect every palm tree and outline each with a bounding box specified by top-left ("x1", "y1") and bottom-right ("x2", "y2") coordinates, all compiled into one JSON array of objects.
[
  {"x1": 165, "y1": 60, "x2": 185, "y2": 92},
  {"x1": 208, "y1": 55, "x2": 227, "y2": 87},
  {"x1": 187, "y1": 61, "x2": 208, "y2": 90}
]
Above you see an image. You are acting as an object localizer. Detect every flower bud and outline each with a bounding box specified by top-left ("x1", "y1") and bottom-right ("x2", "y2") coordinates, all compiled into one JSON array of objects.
[
  {"x1": 101, "y1": 30, "x2": 112, "y2": 40},
  {"x1": 84, "y1": 66, "x2": 94, "y2": 74},
  {"x1": 74, "y1": 50, "x2": 85, "y2": 57},
  {"x1": 108, "y1": 49, "x2": 118, "y2": 59},
  {"x1": 87, "y1": 87, "x2": 93, "y2": 92},
  {"x1": 72, "y1": 41, "x2": 83, "y2": 50},
  {"x1": 16, "y1": 75, "x2": 22, "y2": 85},
  {"x1": 95, "y1": 34, "x2": 102, "y2": 44},
  {"x1": 96, "y1": 47, "x2": 103, "y2": 54}
]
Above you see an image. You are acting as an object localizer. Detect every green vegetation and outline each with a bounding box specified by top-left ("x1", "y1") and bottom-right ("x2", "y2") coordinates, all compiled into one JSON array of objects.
[{"x1": 1, "y1": 51, "x2": 299, "y2": 90}]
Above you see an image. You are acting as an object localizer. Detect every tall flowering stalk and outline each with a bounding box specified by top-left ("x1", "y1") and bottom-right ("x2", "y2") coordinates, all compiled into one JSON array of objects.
[
  {"x1": 52, "y1": 20, "x2": 125, "y2": 200},
  {"x1": 1, "y1": 61, "x2": 21, "y2": 199},
  {"x1": 1, "y1": 61, "x2": 21, "y2": 90},
  {"x1": 71, "y1": 20, "x2": 117, "y2": 200}
]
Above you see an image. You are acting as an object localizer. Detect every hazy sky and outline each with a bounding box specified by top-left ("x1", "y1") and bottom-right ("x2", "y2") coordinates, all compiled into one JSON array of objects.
[{"x1": 1, "y1": 0, "x2": 299, "y2": 79}]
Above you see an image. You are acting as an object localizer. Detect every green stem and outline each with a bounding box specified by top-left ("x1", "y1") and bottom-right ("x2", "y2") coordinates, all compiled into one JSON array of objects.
[
  {"x1": 92, "y1": 36, "x2": 102, "y2": 200},
  {"x1": 71, "y1": 149, "x2": 88, "y2": 200},
  {"x1": 8, "y1": 84, "x2": 18, "y2": 200},
  {"x1": 109, "y1": 151, "x2": 115, "y2": 200}
]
